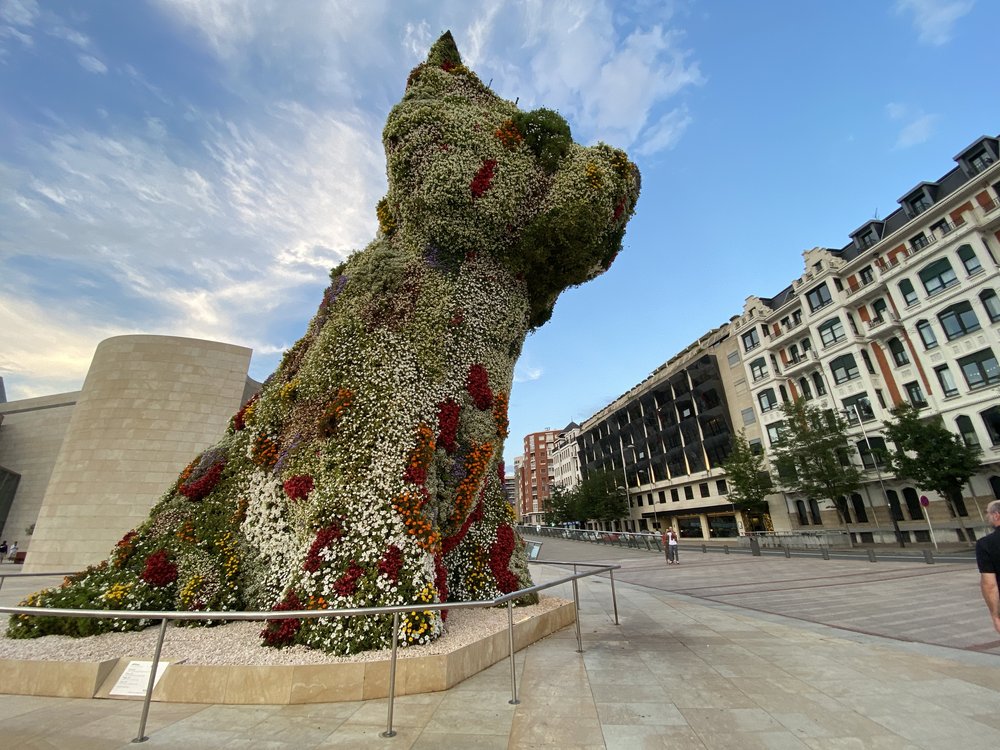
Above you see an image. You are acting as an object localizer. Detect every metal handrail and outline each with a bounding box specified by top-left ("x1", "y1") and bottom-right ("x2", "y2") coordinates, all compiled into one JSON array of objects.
[{"x1": 0, "y1": 560, "x2": 620, "y2": 743}]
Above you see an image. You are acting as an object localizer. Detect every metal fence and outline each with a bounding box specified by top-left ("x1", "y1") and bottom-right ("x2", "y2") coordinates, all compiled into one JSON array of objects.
[{"x1": 0, "y1": 560, "x2": 620, "y2": 743}]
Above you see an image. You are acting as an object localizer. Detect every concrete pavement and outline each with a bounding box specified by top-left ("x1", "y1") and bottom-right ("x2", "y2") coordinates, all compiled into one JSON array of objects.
[{"x1": 1, "y1": 537, "x2": 1000, "y2": 748}]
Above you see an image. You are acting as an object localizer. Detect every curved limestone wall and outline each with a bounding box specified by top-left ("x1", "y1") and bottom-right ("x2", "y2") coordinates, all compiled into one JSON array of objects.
[{"x1": 24, "y1": 336, "x2": 253, "y2": 572}]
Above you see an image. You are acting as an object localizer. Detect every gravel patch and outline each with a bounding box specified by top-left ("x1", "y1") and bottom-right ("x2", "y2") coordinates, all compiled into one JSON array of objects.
[{"x1": 0, "y1": 595, "x2": 570, "y2": 665}]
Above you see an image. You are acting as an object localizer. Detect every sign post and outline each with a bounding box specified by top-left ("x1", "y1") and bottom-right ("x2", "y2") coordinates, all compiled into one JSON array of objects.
[{"x1": 920, "y1": 495, "x2": 938, "y2": 551}]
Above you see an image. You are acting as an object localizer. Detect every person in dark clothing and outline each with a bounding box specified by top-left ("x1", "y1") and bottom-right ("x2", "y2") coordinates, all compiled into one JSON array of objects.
[{"x1": 975, "y1": 500, "x2": 1000, "y2": 634}]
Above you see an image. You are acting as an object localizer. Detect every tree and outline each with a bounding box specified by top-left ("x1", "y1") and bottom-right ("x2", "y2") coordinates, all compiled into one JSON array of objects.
[
  {"x1": 544, "y1": 485, "x2": 583, "y2": 526},
  {"x1": 721, "y1": 431, "x2": 774, "y2": 511},
  {"x1": 882, "y1": 403, "x2": 982, "y2": 538},
  {"x1": 576, "y1": 469, "x2": 629, "y2": 526},
  {"x1": 769, "y1": 399, "x2": 862, "y2": 526}
]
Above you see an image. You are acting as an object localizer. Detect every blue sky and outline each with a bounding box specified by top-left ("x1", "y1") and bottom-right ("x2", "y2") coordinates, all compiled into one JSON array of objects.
[{"x1": 1, "y1": 0, "x2": 997, "y2": 470}]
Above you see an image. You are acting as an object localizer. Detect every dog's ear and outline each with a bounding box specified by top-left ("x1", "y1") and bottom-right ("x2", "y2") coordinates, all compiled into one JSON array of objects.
[{"x1": 425, "y1": 31, "x2": 462, "y2": 68}]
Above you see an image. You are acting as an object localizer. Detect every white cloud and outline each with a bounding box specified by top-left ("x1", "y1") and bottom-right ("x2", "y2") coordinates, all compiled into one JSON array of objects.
[
  {"x1": 0, "y1": 0, "x2": 39, "y2": 27},
  {"x1": 514, "y1": 363, "x2": 544, "y2": 383},
  {"x1": 77, "y1": 54, "x2": 107, "y2": 74},
  {"x1": 894, "y1": 113, "x2": 938, "y2": 149},
  {"x1": 895, "y1": 0, "x2": 974, "y2": 46},
  {"x1": 885, "y1": 102, "x2": 938, "y2": 149},
  {"x1": 635, "y1": 106, "x2": 692, "y2": 156}
]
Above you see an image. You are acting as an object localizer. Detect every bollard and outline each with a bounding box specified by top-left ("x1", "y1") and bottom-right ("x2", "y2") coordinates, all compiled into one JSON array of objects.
[
  {"x1": 701, "y1": 544, "x2": 707, "y2": 554},
  {"x1": 867, "y1": 549, "x2": 877, "y2": 563},
  {"x1": 821, "y1": 547, "x2": 830, "y2": 560},
  {"x1": 724, "y1": 545, "x2": 730, "y2": 555},
  {"x1": 923, "y1": 549, "x2": 934, "y2": 564},
  {"x1": 783, "y1": 545, "x2": 791, "y2": 558},
  {"x1": 749, "y1": 537, "x2": 761, "y2": 557}
]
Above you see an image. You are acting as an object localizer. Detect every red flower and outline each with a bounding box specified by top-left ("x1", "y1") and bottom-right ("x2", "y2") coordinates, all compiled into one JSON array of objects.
[
  {"x1": 466, "y1": 364, "x2": 493, "y2": 410},
  {"x1": 437, "y1": 399, "x2": 460, "y2": 454},
  {"x1": 378, "y1": 545, "x2": 404, "y2": 582},
  {"x1": 232, "y1": 394, "x2": 257, "y2": 431},
  {"x1": 489, "y1": 525, "x2": 519, "y2": 594},
  {"x1": 261, "y1": 590, "x2": 303, "y2": 647},
  {"x1": 333, "y1": 562, "x2": 365, "y2": 597},
  {"x1": 141, "y1": 549, "x2": 178, "y2": 588},
  {"x1": 179, "y1": 461, "x2": 224, "y2": 502},
  {"x1": 303, "y1": 522, "x2": 344, "y2": 572},
  {"x1": 283, "y1": 474, "x2": 314, "y2": 502},
  {"x1": 470, "y1": 159, "x2": 497, "y2": 199}
]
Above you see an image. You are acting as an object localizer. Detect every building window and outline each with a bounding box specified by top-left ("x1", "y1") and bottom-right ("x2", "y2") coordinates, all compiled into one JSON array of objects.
[
  {"x1": 875, "y1": 389, "x2": 886, "y2": 408},
  {"x1": 779, "y1": 385, "x2": 789, "y2": 403},
  {"x1": 749, "y1": 357, "x2": 768, "y2": 381},
  {"x1": 957, "y1": 348, "x2": 1000, "y2": 389},
  {"x1": 684, "y1": 485, "x2": 694, "y2": 500},
  {"x1": 806, "y1": 283, "x2": 833, "y2": 312},
  {"x1": 671, "y1": 488, "x2": 680, "y2": 502},
  {"x1": 956, "y1": 415, "x2": 980, "y2": 448},
  {"x1": 742, "y1": 328, "x2": 760, "y2": 352},
  {"x1": 981, "y1": 289, "x2": 1000, "y2": 323},
  {"x1": 748, "y1": 438, "x2": 763, "y2": 455},
  {"x1": 887, "y1": 490, "x2": 904, "y2": 521},
  {"x1": 916, "y1": 319, "x2": 938, "y2": 349},
  {"x1": 860, "y1": 349, "x2": 876, "y2": 375},
  {"x1": 903, "y1": 488, "x2": 922, "y2": 520},
  {"x1": 757, "y1": 388, "x2": 778, "y2": 413},
  {"x1": 830, "y1": 354, "x2": 860, "y2": 385},
  {"x1": 938, "y1": 301, "x2": 981, "y2": 340},
  {"x1": 969, "y1": 149, "x2": 995, "y2": 173},
  {"x1": 904, "y1": 381, "x2": 927, "y2": 407},
  {"x1": 888, "y1": 337, "x2": 909, "y2": 366},
  {"x1": 658, "y1": 490, "x2": 666, "y2": 503},
  {"x1": 958, "y1": 244, "x2": 982, "y2": 275},
  {"x1": 716, "y1": 479, "x2": 728, "y2": 495},
  {"x1": 935, "y1": 365, "x2": 959, "y2": 397},
  {"x1": 812, "y1": 371, "x2": 827, "y2": 396},
  {"x1": 983, "y1": 406, "x2": 1000, "y2": 446},
  {"x1": 699, "y1": 482, "x2": 710, "y2": 498},
  {"x1": 918, "y1": 258, "x2": 958, "y2": 296},
  {"x1": 796, "y1": 500, "x2": 809, "y2": 525},
  {"x1": 766, "y1": 422, "x2": 785, "y2": 446},
  {"x1": 851, "y1": 493, "x2": 869, "y2": 522},
  {"x1": 727, "y1": 350, "x2": 740, "y2": 367},
  {"x1": 842, "y1": 393, "x2": 874, "y2": 423},
  {"x1": 898, "y1": 279, "x2": 918, "y2": 306},
  {"x1": 860, "y1": 266, "x2": 875, "y2": 285},
  {"x1": 907, "y1": 193, "x2": 932, "y2": 216},
  {"x1": 818, "y1": 317, "x2": 846, "y2": 347},
  {"x1": 859, "y1": 229, "x2": 878, "y2": 248},
  {"x1": 798, "y1": 376, "x2": 813, "y2": 400},
  {"x1": 871, "y1": 298, "x2": 888, "y2": 322},
  {"x1": 910, "y1": 232, "x2": 930, "y2": 250},
  {"x1": 741, "y1": 407, "x2": 756, "y2": 426},
  {"x1": 809, "y1": 499, "x2": 823, "y2": 525}
]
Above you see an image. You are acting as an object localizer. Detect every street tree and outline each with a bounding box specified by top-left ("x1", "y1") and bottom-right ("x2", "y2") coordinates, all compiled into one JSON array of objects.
[
  {"x1": 770, "y1": 398, "x2": 862, "y2": 525},
  {"x1": 882, "y1": 402, "x2": 982, "y2": 536},
  {"x1": 577, "y1": 468, "x2": 629, "y2": 526},
  {"x1": 721, "y1": 431, "x2": 774, "y2": 511}
]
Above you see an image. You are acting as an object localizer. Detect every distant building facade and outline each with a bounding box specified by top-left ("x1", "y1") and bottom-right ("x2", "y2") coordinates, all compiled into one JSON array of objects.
[
  {"x1": 0, "y1": 335, "x2": 258, "y2": 571},
  {"x1": 551, "y1": 422, "x2": 582, "y2": 492},
  {"x1": 517, "y1": 429, "x2": 558, "y2": 523}
]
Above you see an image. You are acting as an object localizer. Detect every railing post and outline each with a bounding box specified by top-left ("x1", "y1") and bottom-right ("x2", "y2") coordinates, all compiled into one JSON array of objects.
[
  {"x1": 609, "y1": 568, "x2": 619, "y2": 626},
  {"x1": 507, "y1": 601, "x2": 519, "y2": 705},
  {"x1": 923, "y1": 549, "x2": 934, "y2": 564},
  {"x1": 381, "y1": 612, "x2": 400, "y2": 738},
  {"x1": 572, "y1": 578, "x2": 583, "y2": 653},
  {"x1": 132, "y1": 618, "x2": 168, "y2": 743}
]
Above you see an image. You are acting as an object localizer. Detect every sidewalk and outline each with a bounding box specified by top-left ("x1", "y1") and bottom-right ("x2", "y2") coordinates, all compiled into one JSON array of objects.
[{"x1": 2, "y1": 539, "x2": 1000, "y2": 748}]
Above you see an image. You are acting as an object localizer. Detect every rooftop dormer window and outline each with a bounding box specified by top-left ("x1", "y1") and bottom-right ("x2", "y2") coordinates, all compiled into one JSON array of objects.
[
  {"x1": 907, "y1": 193, "x2": 932, "y2": 217},
  {"x1": 859, "y1": 229, "x2": 878, "y2": 248},
  {"x1": 969, "y1": 149, "x2": 994, "y2": 174}
]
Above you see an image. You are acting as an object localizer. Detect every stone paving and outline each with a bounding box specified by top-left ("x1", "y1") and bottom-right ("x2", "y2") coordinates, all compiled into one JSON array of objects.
[{"x1": 1, "y1": 537, "x2": 999, "y2": 748}]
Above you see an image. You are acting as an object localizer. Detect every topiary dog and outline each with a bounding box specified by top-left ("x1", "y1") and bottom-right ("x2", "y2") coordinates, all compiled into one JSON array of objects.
[{"x1": 9, "y1": 32, "x2": 640, "y2": 654}]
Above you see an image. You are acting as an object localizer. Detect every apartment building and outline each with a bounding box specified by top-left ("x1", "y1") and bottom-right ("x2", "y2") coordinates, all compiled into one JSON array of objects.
[
  {"x1": 731, "y1": 134, "x2": 1000, "y2": 543},
  {"x1": 517, "y1": 430, "x2": 558, "y2": 523},
  {"x1": 551, "y1": 422, "x2": 582, "y2": 492}
]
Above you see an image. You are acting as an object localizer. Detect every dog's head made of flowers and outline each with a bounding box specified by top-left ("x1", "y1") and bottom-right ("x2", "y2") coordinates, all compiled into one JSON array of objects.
[{"x1": 380, "y1": 31, "x2": 641, "y2": 329}]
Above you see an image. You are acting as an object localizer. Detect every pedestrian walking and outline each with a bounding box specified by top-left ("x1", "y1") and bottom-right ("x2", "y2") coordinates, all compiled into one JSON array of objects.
[
  {"x1": 976, "y1": 500, "x2": 1000, "y2": 634},
  {"x1": 7, "y1": 540, "x2": 17, "y2": 563},
  {"x1": 663, "y1": 528, "x2": 679, "y2": 565},
  {"x1": 0, "y1": 540, "x2": 6, "y2": 563}
]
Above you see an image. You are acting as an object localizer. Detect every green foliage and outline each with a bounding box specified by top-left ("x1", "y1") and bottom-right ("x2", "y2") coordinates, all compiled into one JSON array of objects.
[
  {"x1": 511, "y1": 108, "x2": 572, "y2": 173},
  {"x1": 721, "y1": 432, "x2": 773, "y2": 511},
  {"x1": 770, "y1": 399, "x2": 861, "y2": 521},
  {"x1": 882, "y1": 403, "x2": 982, "y2": 510},
  {"x1": 424, "y1": 30, "x2": 462, "y2": 68}
]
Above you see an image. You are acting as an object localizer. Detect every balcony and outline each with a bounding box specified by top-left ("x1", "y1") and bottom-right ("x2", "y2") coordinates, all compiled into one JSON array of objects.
[
  {"x1": 783, "y1": 350, "x2": 817, "y2": 375},
  {"x1": 865, "y1": 312, "x2": 901, "y2": 339},
  {"x1": 768, "y1": 318, "x2": 804, "y2": 346},
  {"x1": 977, "y1": 196, "x2": 1000, "y2": 231}
]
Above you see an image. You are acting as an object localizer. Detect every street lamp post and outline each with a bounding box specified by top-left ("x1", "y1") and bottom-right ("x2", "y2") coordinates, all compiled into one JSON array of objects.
[
  {"x1": 618, "y1": 440, "x2": 638, "y2": 533},
  {"x1": 848, "y1": 400, "x2": 905, "y2": 548}
]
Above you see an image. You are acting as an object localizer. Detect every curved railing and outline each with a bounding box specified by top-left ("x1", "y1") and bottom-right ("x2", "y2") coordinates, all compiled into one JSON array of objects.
[{"x1": 0, "y1": 560, "x2": 620, "y2": 743}]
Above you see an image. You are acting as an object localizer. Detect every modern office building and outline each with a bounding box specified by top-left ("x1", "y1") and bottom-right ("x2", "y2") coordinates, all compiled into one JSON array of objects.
[
  {"x1": 516, "y1": 429, "x2": 559, "y2": 523},
  {"x1": 0, "y1": 335, "x2": 258, "y2": 571}
]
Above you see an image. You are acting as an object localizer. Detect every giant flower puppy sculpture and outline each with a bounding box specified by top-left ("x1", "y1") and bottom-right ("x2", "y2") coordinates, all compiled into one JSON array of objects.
[{"x1": 9, "y1": 32, "x2": 640, "y2": 654}]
